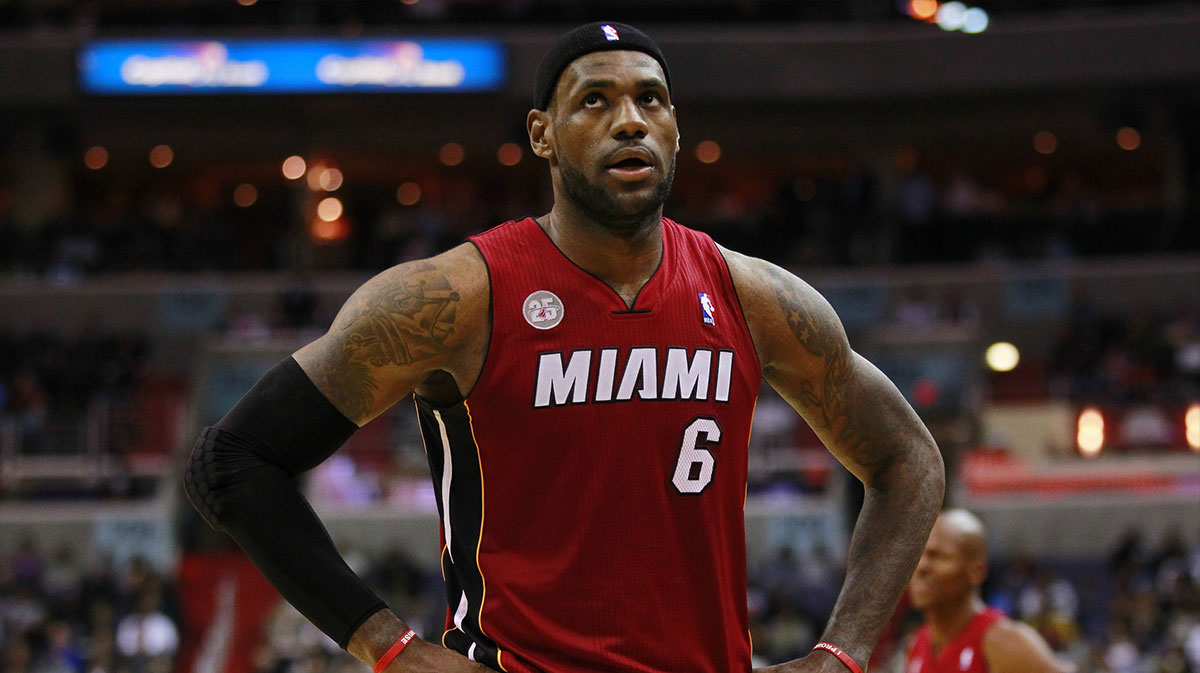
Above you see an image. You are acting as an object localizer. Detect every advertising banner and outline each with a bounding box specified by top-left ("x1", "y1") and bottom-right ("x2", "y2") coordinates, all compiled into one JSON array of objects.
[{"x1": 80, "y1": 38, "x2": 506, "y2": 94}]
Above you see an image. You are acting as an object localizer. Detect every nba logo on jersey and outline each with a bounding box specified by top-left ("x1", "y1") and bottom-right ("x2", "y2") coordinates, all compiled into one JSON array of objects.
[
  {"x1": 699, "y1": 292, "x2": 716, "y2": 326},
  {"x1": 959, "y1": 647, "x2": 974, "y2": 670},
  {"x1": 524, "y1": 290, "x2": 564, "y2": 330},
  {"x1": 601, "y1": 24, "x2": 620, "y2": 41}
]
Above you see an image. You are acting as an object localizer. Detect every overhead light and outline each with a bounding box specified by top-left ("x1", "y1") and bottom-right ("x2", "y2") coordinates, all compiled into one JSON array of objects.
[
  {"x1": 907, "y1": 0, "x2": 939, "y2": 21},
  {"x1": 1077, "y1": 408, "x2": 1105, "y2": 457},
  {"x1": 439, "y1": 142, "x2": 465, "y2": 166},
  {"x1": 318, "y1": 167, "x2": 344, "y2": 191},
  {"x1": 84, "y1": 146, "x2": 109, "y2": 170},
  {"x1": 233, "y1": 183, "x2": 257, "y2": 207},
  {"x1": 1186, "y1": 403, "x2": 1199, "y2": 451},
  {"x1": 282, "y1": 155, "x2": 306, "y2": 180},
  {"x1": 317, "y1": 197, "x2": 343, "y2": 222},
  {"x1": 497, "y1": 142, "x2": 523, "y2": 167},
  {"x1": 694, "y1": 140, "x2": 721, "y2": 164},
  {"x1": 985, "y1": 342, "x2": 1019, "y2": 372},
  {"x1": 962, "y1": 7, "x2": 989, "y2": 33},
  {"x1": 1116, "y1": 127, "x2": 1141, "y2": 151},
  {"x1": 1033, "y1": 131, "x2": 1057, "y2": 155},
  {"x1": 149, "y1": 144, "x2": 173, "y2": 168},
  {"x1": 396, "y1": 182, "x2": 421, "y2": 206}
]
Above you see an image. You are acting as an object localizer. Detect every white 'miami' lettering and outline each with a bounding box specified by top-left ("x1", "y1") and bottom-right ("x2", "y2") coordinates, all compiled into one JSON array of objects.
[
  {"x1": 533, "y1": 348, "x2": 734, "y2": 408},
  {"x1": 533, "y1": 351, "x2": 592, "y2": 407},
  {"x1": 594, "y1": 348, "x2": 619, "y2": 402},
  {"x1": 616, "y1": 347, "x2": 658, "y2": 401},
  {"x1": 662, "y1": 347, "x2": 712, "y2": 400},
  {"x1": 715, "y1": 350, "x2": 734, "y2": 402}
]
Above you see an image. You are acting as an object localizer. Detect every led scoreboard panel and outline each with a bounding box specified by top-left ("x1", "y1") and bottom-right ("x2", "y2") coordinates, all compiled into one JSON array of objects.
[{"x1": 79, "y1": 38, "x2": 506, "y2": 94}]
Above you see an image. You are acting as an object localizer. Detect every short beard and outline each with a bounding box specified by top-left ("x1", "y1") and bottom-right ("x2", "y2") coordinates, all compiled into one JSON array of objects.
[{"x1": 559, "y1": 158, "x2": 676, "y2": 233}]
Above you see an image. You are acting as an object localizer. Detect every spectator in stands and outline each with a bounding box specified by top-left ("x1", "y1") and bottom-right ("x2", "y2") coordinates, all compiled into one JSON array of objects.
[
  {"x1": 86, "y1": 599, "x2": 119, "y2": 673},
  {"x1": 8, "y1": 367, "x2": 48, "y2": 451},
  {"x1": 3, "y1": 635, "x2": 34, "y2": 673},
  {"x1": 1102, "y1": 623, "x2": 1141, "y2": 673},
  {"x1": 3, "y1": 585, "x2": 46, "y2": 640},
  {"x1": 40, "y1": 617, "x2": 85, "y2": 673},
  {"x1": 41, "y1": 546, "x2": 81, "y2": 612},
  {"x1": 114, "y1": 585, "x2": 178, "y2": 673}
]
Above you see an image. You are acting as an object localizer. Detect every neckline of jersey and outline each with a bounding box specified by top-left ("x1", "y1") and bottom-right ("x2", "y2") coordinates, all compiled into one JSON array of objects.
[
  {"x1": 524, "y1": 216, "x2": 673, "y2": 313},
  {"x1": 929, "y1": 607, "x2": 1001, "y2": 662}
]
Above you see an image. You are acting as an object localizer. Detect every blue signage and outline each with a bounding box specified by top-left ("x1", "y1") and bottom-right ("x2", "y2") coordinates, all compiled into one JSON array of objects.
[{"x1": 79, "y1": 38, "x2": 506, "y2": 94}]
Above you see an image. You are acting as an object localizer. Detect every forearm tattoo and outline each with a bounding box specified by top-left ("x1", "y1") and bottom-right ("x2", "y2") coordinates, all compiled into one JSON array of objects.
[
  {"x1": 309, "y1": 262, "x2": 460, "y2": 420},
  {"x1": 770, "y1": 271, "x2": 915, "y2": 473},
  {"x1": 767, "y1": 265, "x2": 943, "y2": 662}
]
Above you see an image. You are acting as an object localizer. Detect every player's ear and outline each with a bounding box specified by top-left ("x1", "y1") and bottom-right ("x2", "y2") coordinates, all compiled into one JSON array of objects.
[
  {"x1": 671, "y1": 105, "x2": 680, "y2": 153},
  {"x1": 527, "y1": 108, "x2": 555, "y2": 162},
  {"x1": 967, "y1": 558, "x2": 987, "y2": 587}
]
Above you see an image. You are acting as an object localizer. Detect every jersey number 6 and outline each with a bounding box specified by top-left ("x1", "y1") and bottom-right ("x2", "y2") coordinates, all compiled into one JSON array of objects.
[{"x1": 672, "y1": 417, "x2": 722, "y2": 495}]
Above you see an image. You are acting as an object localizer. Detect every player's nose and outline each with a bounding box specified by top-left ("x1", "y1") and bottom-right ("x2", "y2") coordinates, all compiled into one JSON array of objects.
[{"x1": 610, "y1": 96, "x2": 648, "y2": 139}]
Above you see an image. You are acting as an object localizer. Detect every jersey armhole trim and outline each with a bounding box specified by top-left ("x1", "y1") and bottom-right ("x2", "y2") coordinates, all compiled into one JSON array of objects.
[
  {"x1": 460, "y1": 238, "x2": 494, "y2": 401},
  {"x1": 713, "y1": 243, "x2": 764, "y2": 378}
]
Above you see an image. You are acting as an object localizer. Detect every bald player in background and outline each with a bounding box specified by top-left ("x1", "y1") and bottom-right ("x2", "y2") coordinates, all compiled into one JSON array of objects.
[{"x1": 905, "y1": 510, "x2": 1076, "y2": 673}]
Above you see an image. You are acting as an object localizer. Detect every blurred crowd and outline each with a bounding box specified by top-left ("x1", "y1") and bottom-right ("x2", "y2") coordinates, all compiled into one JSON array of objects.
[
  {"x1": 0, "y1": 333, "x2": 148, "y2": 458},
  {"x1": 0, "y1": 161, "x2": 1193, "y2": 281},
  {"x1": 1091, "y1": 529, "x2": 1200, "y2": 673},
  {"x1": 0, "y1": 536, "x2": 180, "y2": 673},
  {"x1": 8, "y1": 524, "x2": 1194, "y2": 673},
  {"x1": 1048, "y1": 297, "x2": 1200, "y2": 407}
]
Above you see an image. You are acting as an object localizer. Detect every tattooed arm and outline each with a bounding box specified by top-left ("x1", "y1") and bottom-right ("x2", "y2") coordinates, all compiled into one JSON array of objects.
[
  {"x1": 291, "y1": 244, "x2": 491, "y2": 672},
  {"x1": 185, "y1": 244, "x2": 490, "y2": 673},
  {"x1": 295, "y1": 243, "x2": 490, "y2": 423},
  {"x1": 720, "y1": 247, "x2": 945, "y2": 672}
]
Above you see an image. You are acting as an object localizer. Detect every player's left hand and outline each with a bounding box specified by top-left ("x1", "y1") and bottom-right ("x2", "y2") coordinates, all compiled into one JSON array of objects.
[{"x1": 754, "y1": 651, "x2": 859, "y2": 673}]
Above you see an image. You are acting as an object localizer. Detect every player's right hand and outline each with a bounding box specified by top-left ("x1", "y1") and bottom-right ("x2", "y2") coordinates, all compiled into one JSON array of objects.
[{"x1": 389, "y1": 637, "x2": 494, "y2": 673}]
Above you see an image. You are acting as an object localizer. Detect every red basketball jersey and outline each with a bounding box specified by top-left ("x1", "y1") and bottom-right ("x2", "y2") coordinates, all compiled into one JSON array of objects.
[
  {"x1": 415, "y1": 217, "x2": 761, "y2": 673},
  {"x1": 905, "y1": 608, "x2": 1005, "y2": 673}
]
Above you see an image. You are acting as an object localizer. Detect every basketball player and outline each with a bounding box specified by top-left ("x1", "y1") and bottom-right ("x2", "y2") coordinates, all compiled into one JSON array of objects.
[
  {"x1": 185, "y1": 22, "x2": 945, "y2": 673},
  {"x1": 905, "y1": 510, "x2": 1076, "y2": 673}
]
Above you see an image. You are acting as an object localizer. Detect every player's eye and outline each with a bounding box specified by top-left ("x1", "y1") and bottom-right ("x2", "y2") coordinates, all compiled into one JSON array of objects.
[
  {"x1": 640, "y1": 92, "x2": 662, "y2": 106},
  {"x1": 582, "y1": 93, "x2": 605, "y2": 108}
]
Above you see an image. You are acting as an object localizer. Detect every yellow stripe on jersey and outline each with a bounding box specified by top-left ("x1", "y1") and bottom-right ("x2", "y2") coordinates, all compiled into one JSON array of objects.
[{"x1": 463, "y1": 401, "x2": 508, "y2": 672}]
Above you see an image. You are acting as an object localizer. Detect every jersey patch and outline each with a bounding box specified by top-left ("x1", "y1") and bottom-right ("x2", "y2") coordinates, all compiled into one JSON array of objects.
[
  {"x1": 601, "y1": 24, "x2": 620, "y2": 41},
  {"x1": 524, "y1": 290, "x2": 564, "y2": 330},
  {"x1": 699, "y1": 292, "x2": 716, "y2": 326}
]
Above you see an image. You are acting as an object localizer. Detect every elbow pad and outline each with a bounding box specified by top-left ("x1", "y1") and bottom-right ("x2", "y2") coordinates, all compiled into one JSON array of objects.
[
  {"x1": 184, "y1": 356, "x2": 357, "y2": 528},
  {"x1": 183, "y1": 357, "x2": 384, "y2": 647}
]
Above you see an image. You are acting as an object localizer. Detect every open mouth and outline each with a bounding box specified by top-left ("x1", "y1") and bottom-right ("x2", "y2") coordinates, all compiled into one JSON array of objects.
[
  {"x1": 606, "y1": 155, "x2": 654, "y2": 180},
  {"x1": 608, "y1": 157, "x2": 651, "y2": 169}
]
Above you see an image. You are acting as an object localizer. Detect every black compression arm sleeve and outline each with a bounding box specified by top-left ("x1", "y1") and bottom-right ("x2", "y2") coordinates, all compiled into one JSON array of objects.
[{"x1": 183, "y1": 357, "x2": 387, "y2": 648}]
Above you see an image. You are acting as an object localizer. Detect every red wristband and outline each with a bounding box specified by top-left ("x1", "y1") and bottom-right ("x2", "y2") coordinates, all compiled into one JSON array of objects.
[
  {"x1": 812, "y1": 642, "x2": 864, "y2": 673},
  {"x1": 373, "y1": 629, "x2": 417, "y2": 673}
]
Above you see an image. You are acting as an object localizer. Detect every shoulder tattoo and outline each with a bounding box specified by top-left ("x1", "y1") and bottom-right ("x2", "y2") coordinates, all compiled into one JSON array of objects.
[
  {"x1": 311, "y1": 262, "x2": 461, "y2": 420},
  {"x1": 771, "y1": 273, "x2": 850, "y2": 433}
]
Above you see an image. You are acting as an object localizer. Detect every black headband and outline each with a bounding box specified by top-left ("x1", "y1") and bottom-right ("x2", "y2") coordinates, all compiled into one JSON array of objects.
[{"x1": 533, "y1": 22, "x2": 672, "y2": 110}]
